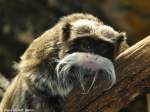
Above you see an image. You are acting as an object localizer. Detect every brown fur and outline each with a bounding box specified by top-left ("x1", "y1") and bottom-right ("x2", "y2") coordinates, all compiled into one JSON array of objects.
[{"x1": 0, "y1": 13, "x2": 127, "y2": 112}]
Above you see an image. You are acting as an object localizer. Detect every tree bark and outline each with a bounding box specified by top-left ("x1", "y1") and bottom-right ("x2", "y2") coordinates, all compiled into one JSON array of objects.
[
  {"x1": 147, "y1": 94, "x2": 150, "y2": 112},
  {"x1": 0, "y1": 73, "x2": 10, "y2": 100},
  {"x1": 65, "y1": 36, "x2": 150, "y2": 112}
]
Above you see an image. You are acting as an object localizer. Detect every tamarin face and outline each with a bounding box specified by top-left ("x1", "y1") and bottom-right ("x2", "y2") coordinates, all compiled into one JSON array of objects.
[
  {"x1": 56, "y1": 18, "x2": 126, "y2": 94},
  {"x1": 18, "y1": 14, "x2": 126, "y2": 97}
]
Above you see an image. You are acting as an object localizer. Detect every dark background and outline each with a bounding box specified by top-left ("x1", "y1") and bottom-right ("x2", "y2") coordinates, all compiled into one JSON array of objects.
[{"x1": 0, "y1": 0, "x2": 149, "y2": 111}]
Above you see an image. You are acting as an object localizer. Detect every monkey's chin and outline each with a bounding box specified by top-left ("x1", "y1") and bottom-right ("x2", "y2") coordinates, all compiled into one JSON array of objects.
[{"x1": 55, "y1": 52, "x2": 116, "y2": 95}]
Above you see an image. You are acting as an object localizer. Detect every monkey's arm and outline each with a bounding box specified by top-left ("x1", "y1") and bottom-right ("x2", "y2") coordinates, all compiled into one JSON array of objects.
[{"x1": 0, "y1": 75, "x2": 29, "y2": 111}]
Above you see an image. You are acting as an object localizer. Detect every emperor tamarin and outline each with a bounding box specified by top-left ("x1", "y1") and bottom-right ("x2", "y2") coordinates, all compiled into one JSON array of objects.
[{"x1": 0, "y1": 13, "x2": 127, "y2": 112}]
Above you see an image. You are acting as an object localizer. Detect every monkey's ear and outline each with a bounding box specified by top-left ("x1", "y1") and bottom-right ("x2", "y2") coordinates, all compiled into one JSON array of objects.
[
  {"x1": 115, "y1": 32, "x2": 129, "y2": 54},
  {"x1": 116, "y1": 32, "x2": 127, "y2": 43},
  {"x1": 62, "y1": 23, "x2": 72, "y2": 41}
]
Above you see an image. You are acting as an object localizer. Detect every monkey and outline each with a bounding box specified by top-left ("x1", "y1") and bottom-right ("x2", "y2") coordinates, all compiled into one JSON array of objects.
[{"x1": 0, "y1": 13, "x2": 127, "y2": 112}]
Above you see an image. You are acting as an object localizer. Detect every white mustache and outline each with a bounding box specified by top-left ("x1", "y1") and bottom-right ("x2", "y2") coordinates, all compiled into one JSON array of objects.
[{"x1": 55, "y1": 52, "x2": 116, "y2": 94}]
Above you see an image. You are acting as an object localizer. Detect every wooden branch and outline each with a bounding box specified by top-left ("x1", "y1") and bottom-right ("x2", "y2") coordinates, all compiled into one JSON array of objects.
[
  {"x1": 147, "y1": 94, "x2": 150, "y2": 112},
  {"x1": 0, "y1": 73, "x2": 10, "y2": 100},
  {"x1": 65, "y1": 36, "x2": 150, "y2": 112}
]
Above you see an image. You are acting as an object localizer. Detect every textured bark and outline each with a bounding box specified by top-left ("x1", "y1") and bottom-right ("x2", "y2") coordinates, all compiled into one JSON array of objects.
[
  {"x1": 147, "y1": 94, "x2": 150, "y2": 112},
  {"x1": 65, "y1": 36, "x2": 150, "y2": 112},
  {"x1": 0, "y1": 73, "x2": 10, "y2": 100}
]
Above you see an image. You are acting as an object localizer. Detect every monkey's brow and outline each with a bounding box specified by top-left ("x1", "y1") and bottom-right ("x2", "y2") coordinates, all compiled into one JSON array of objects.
[
  {"x1": 56, "y1": 42, "x2": 65, "y2": 45},
  {"x1": 52, "y1": 42, "x2": 66, "y2": 47}
]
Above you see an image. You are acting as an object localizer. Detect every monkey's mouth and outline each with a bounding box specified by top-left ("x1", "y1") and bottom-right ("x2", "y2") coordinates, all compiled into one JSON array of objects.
[
  {"x1": 67, "y1": 67, "x2": 104, "y2": 94},
  {"x1": 55, "y1": 52, "x2": 116, "y2": 95}
]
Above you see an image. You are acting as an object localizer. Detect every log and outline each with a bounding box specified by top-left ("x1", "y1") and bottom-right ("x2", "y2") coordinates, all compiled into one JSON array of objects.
[
  {"x1": 65, "y1": 36, "x2": 150, "y2": 112},
  {"x1": 0, "y1": 73, "x2": 10, "y2": 101},
  {"x1": 147, "y1": 94, "x2": 150, "y2": 112}
]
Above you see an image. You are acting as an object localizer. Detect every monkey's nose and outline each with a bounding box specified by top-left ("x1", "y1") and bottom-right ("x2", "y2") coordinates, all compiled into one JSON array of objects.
[{"x1": 77, "y1": 53, "x2": 104, "y2": 71}]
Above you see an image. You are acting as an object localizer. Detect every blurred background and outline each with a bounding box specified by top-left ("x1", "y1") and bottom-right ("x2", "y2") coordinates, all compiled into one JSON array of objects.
[{"x1": 0, "y1": 0, "x2": 149, "y2": 111}]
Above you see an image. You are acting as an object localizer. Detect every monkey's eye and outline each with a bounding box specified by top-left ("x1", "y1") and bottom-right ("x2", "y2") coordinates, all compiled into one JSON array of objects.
[
  {"x1": 87, "y1": 46, "x2": 91, "y2": 49},
  {"x1": 81, "y1": 45, "x2": 91, "y2": 50},
  {"x1": 99, "y1": 44, "x2": 108, "y2": 54},
  {"x1": 85, "y1": 45, "x2": 92, "y2": 50}
]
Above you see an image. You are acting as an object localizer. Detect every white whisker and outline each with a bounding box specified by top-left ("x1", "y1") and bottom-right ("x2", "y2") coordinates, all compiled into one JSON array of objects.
[
  {"x1": 51, "y1": 57, "x2": 60, "y2": 62},
  {"x1": 78, "y1": 71, "x2": 86, "y2": 92},
  {"x1": 86, "y1": 73, "x2": 97, "y2": 93}
]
